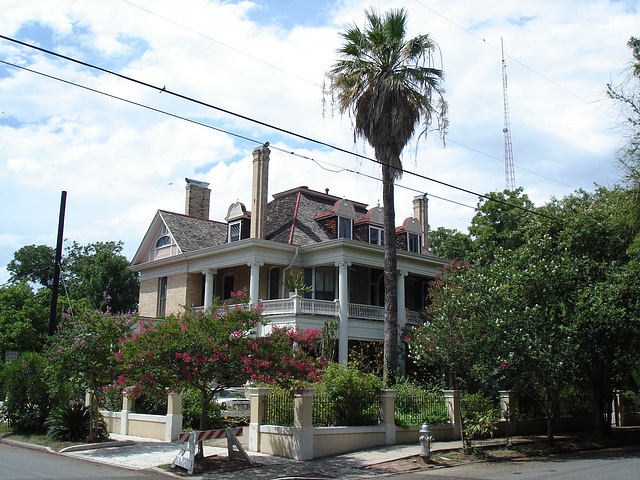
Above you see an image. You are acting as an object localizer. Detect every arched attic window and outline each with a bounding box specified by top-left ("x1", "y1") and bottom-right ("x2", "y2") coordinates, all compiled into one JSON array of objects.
[{"x1": 155, "y1": 235, "x2": 172, "y2": 248}]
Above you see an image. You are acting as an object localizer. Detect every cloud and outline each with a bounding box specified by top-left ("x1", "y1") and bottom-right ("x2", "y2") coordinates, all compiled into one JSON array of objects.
[{"x1": 0, "y1": 0, "x2": 637, "y2": 276}]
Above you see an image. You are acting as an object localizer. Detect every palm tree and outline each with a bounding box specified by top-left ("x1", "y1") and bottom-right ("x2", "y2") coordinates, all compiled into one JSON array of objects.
[{"x1": 325, "y1": 8, "x2": 447, "y2": 384}]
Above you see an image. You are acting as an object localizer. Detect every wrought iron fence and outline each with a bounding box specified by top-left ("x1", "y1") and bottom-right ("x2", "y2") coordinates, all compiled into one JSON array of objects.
[
  {"x1": 394, "y1": 391, "x2": 448, "y2": 425},
  {"x1": 312, "y1": 391, "x2": 379, "y2": 427},
  {"x1": 265, "y1": 390, "x2": 294, "y2": 426}
]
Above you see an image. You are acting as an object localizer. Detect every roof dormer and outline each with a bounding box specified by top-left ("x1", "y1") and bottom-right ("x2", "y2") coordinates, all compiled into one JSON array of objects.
[
  {"x1": 397, "y1": 217, "x2": 423, "y2": 253},
  {"x1": 315, "y1": 198, "x2": 358, "y2": 240},
  {"x1": 225, "y1": 202, "x2": 251, "y2": 243}
]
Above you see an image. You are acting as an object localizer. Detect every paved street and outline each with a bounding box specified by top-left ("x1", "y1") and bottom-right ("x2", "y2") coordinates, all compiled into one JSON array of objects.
[{"x1": 0, "y1": 442, "x2": 171, "y2": 480}]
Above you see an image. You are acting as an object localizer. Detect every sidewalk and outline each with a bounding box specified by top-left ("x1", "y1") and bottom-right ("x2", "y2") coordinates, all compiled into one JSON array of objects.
[{"x1": 58, "y1": 433, "x2": 472, "y2": 479}]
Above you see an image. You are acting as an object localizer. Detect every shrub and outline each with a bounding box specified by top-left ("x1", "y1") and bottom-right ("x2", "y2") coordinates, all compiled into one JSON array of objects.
[
  {"x1": 621, "y1": 391, "x2": 640, "y2": 414},
  {"x1": 181, "y1": 388, "x2": 223, "y2": 431},
  {"x1": 0, "y1": 352, "x2": 55, "y2": 433},
  {"x1": 45, "y1": 404, "x2": 108, "y2": 442},
  {"x1": 314, "y1": 363, "x2": 382, "y2": 426},
  {"x1": 460, "y1": 392, "x2": 499, "y2": 452}
]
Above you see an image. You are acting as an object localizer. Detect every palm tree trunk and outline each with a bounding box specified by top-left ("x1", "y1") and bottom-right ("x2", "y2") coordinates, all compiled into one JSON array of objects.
[{"x1": 382, "y1": 162, "x2": 398, "y2": 386}]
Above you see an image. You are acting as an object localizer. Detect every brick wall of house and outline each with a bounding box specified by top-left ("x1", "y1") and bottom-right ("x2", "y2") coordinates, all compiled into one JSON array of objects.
[
  {"x1": 138, "y1": 278, "x2": 158, "y2": 317},
  {"x1": 185, "y1": 272, "x2": 203, "y2": 309},
  {"x1": 166, "y1": 273, "x2": 188, "y2": 316}
]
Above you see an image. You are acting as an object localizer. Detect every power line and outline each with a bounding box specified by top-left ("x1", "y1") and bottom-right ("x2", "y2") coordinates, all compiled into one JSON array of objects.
[
  {"x1": 1, "y1": 57, "x2": 478, "y2": 214},
  {"x1": 0, "y1": 35, "x2": 555, "y2": 220},
  {"x1": 123, "y1": 0, "x2": 575, "y2": 190}
]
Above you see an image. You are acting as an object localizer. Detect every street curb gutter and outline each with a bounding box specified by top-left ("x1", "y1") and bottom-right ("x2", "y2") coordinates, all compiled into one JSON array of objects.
[
  {"x1": 1, "y1": 437, "x2": 135, "y2": 453},
  {"x1": 0, "y1": 438, "x2": 54, "y2": 453},
  {"x1": 59, "y1": 440, "x2": 135, "y2": 452}
]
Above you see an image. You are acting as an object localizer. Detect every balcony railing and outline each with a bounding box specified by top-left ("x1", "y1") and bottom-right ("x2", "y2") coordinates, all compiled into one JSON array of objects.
[{"x1": 189, "y1": 297, "x2": 423, "y2": 324}]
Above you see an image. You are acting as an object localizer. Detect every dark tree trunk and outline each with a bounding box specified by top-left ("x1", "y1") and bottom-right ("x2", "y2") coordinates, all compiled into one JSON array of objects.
[{"x1": 382, "y1": 163, "x2": 398, "y2": 386}]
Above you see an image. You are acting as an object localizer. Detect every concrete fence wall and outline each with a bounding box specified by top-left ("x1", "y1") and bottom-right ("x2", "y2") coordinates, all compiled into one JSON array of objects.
[{"x1": 98, "y1": 390, "x2": 183, "y2": 442}]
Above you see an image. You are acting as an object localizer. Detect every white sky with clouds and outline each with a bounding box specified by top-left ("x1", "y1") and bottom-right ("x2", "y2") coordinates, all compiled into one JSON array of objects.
[{"x1": 1, "y1": 0, "x2": 638, "y2": 284}]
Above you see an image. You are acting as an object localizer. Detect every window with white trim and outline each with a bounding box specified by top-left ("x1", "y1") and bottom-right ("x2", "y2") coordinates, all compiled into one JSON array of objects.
[
  {"x1": 407, "y1": 233, "x2": 421, "y2": 253},
  {"x1": 155, "y1": 235, "x2": 172, "y2": 248},
  {"x1": 158, "y1": 277, "x2": 168, "y2": 317},
  {"x1": 228, "y1": 221, "x2": 241, "y2": 243},
  {"x1": 369, "y1": 226, "x2": 384, "y2": 245},
  {"x1": 338, "y1": 216, "x2": 352, "y2": 239}
]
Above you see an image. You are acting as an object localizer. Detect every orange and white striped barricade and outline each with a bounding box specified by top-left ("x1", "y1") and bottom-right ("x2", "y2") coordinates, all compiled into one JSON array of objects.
[{"x1": 171, "y1": 427, "x2": 250, "y2": 474}]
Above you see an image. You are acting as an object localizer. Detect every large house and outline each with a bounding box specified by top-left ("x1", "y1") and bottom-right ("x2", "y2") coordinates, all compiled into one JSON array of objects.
[{"x1": 130, "y1": 143, "x2": 448, "y2": 365}]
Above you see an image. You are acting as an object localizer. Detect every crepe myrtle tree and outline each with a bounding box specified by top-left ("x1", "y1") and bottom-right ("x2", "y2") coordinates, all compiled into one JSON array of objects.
[
  {"x1": 48, "y1": 300, "x2": 137, "y2": 442},
  {"x1": 115, "y1": 291, "x2": 326, "y2": 459}
]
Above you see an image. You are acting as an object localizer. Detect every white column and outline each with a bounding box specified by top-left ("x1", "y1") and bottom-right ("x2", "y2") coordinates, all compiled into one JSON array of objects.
[
  {"x1": 397, "y1": 270, "x2": 407, "y2": 374},
  {"x1": 248, "y1": 260, "x2": 264, "y2": 336},
  {"x1": 336, "y1": 260, "x2": 351, "y2": 365},
  {"x1": 202, "y1": 268, "x2": 216, "y2": 310}
]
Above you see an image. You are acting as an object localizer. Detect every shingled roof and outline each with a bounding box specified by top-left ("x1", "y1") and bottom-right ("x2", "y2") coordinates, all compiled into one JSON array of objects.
[
  {"x1": 265, "y1": 186, "x2": 368, "y2": 246},
  {"x1": 160, "y1": 210, "x2": 227, "y2": 252}
]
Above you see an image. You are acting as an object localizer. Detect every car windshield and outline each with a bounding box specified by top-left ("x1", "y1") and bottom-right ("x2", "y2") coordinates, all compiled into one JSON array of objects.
[{"x1": 217, "y1": 389, "x2": 246, "y2": 398}]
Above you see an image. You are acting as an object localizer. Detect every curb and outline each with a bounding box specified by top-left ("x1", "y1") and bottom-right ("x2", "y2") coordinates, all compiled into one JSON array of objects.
[
  {"x1": 59, "y1": 440, "x2": 135, "y2": 452},
  {"x1": 0, "y1": 437, "x2": 55, "y2": 454}
]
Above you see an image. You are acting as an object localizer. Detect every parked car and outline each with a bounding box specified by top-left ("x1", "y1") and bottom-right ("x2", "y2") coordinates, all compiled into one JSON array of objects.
[{"x1": 215, "y1": 389, "x2": 250, "y2": 417}]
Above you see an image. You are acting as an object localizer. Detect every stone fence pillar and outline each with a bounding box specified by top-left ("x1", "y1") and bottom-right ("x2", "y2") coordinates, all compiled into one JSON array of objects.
[
  {"x1": 443, "y1": 389, "x2": 461, "y2": 439},
  {"x1": 166, "y1": 391, "x2": 183, "y2": 441},
  {"x1": 292, "y1": 389, "x2": 314, "y2": 460},
  {"x1": 247, "y1": 387, "x2": 270, "y2": 452},
  {"x1": 379, "y1": 389, "x2": 397, "y2": 445},
  {"x1": 121, "y1": 387, "x2": 135, "y2": 436}
]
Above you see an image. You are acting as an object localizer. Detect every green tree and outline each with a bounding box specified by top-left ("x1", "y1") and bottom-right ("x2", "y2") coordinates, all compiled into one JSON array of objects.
[
  {"x1": 468, "y1": 188, "x2": 534, "y2": 265},
  {"x1": 117, "y1": 293, "x2": 326, "y2": 459},
  {"x1": 6, "y1": 241, "x2": 139, "y2": 314},
  {"x1": 0, "y1": 282, "x2": 50, "y2": 356},
  {"x1": 428, "y1": 227, "x2": 473, "y2": 261},
  {"x1": 63, "y1": 241, "x2": 139, "y2": 313},
  {"x1": 7, "y1": 245, "x2": 56, "y2": 289},
  {"x1": 325, "y1": 8, "x2": 447, "y2": 383}
]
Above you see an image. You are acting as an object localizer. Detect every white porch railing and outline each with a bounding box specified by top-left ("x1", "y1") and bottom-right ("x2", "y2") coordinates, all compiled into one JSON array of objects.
[
  {"x1": 260, "y1": 297, "x2": 339, "y2": 316},
  {"x1": 348, "y1": 303, "x2": 384, "y2": 321},
  {"x1": 186, "y1": 298, "x2": 422, "y2": 323}
]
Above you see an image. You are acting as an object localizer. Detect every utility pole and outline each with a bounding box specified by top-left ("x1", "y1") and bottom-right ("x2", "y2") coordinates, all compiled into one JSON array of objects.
[
  {"x1": 48, "y1": 191, "x2": 67, "y2": 336},
  {"x1": 502, "y1": 38, "x2": 516, "y2": 190}
]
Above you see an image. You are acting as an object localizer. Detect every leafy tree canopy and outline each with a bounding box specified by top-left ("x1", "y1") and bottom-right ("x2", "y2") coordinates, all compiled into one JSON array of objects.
[
  {"x1": 428, "y1": 226, "x2": 473, "y2": 261},
  {"x1": 468, "y1": 188, "x2": 534, "y2": 265},
  {"x1": 0, "y1": 282, "x2": 50, "y2": 356},
  {"x1": 6, "y1": 241, "x2": 139, "y2": 314}
]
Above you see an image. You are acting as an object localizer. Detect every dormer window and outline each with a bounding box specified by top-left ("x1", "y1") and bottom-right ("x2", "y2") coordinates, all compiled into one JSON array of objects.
[
  {"x1": 369, "y1": 226, "x2": 384, "y2": 245},
  {"x1": 228, "y1": 221, "x2": 242, "y2": 243},
  {"x1": 408, "y1": 233, "x2": 421, "y2": 253},
  {"x1": 338, "y1": 216, "x2": 353, "y2": 239}
]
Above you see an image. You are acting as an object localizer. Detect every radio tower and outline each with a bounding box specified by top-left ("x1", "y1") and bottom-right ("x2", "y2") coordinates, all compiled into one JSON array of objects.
[{"x1": 502, "y1": 38, "x2": 516, "y2": 190}]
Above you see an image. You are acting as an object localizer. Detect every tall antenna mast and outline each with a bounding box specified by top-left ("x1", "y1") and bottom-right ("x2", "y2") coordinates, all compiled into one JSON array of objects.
[{"x1": 502, "y1": 38, "x2": 516, "y2": 190}]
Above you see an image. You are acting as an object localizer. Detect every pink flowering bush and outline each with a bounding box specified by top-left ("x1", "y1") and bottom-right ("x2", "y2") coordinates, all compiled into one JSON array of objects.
[{"x1": 116, "y1": 292, "x2": 326, "y2": 447}]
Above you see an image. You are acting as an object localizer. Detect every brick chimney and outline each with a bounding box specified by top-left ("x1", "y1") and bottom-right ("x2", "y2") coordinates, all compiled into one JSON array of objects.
[
  {"x1": 412, "y1": 194, "x2": 429, "y2": 250},
  {"x1": 185, "y1": 178, "x2": 211, "y2": 220},
  {"x1": 250, "y1": 143, "x2": 270, "y2": 239}
]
